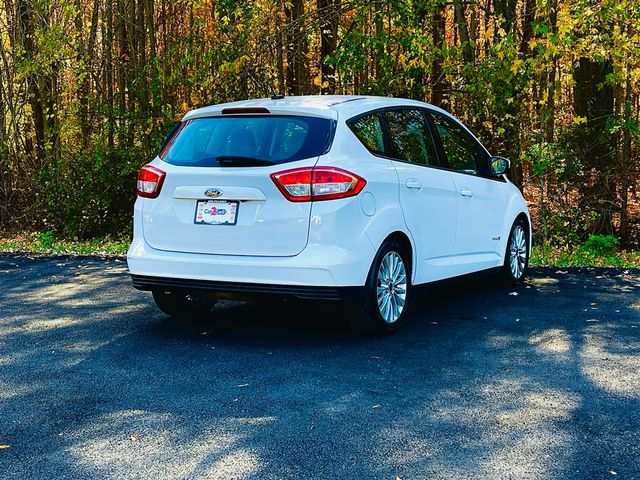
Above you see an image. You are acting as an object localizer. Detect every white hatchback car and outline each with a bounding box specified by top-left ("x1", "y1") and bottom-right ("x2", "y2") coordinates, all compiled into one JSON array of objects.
[{"x1": 128, "y1": 95, "x2": 530, "y2": 333}]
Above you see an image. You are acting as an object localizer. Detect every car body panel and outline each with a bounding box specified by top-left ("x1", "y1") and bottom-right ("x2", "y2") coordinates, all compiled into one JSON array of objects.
[
  {"x1": 449, "y1": 172, "x2": 508, "y2": 275},
  {"x1": 392, "y1": 162, "x2": 458, "y2": 283}
]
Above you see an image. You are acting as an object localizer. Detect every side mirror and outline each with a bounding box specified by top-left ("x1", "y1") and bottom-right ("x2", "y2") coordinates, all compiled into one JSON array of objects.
[{"x1": 490, "y1": 156, "x2": 511, "y2": 176}]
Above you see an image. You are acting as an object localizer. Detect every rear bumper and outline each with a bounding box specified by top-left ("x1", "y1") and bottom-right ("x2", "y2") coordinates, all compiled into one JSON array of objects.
[
  {"x1": 127, "y1": 230, "x2": 374, "y2": 289},
  {"x1": 131, "y1": 274, "x2": 363, "y2": 301}
]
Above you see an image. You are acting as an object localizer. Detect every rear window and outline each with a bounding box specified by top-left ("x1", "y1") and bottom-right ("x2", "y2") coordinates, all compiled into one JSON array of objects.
[{"x1": 161, "y1": 116, "x2": 333, "y2": 167}]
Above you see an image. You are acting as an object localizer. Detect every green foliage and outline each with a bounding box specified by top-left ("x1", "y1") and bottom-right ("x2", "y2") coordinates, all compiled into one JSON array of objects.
[
  {"x1": 530, "y1": 243, "x2": 639, "y2": 268},
  {"x1": 579, "y1": 235, "x2": 620, "y2": 257},
  {"x1": 38, "y1": 230, "x2": 56, "y2": 250},
  {"x1": 537, "y1": 208, "x2": 596, "y2": 247},
  {"x1": 0, "y1": 232, "x2": 128, "y2": 255},
  {"x1": 35, "y1": 148, "x2": 142, "y2": 238}
]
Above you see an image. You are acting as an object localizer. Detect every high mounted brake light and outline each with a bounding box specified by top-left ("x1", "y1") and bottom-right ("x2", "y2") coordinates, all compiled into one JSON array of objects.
[{"x1": 221, "y1": 107, "x2": 271, "y2": 114}]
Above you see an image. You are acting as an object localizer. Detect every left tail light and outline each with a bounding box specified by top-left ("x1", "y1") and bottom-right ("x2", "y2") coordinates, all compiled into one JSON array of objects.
[{"x1": 136, "y1": 165, "x2": 166, "y2": 198}]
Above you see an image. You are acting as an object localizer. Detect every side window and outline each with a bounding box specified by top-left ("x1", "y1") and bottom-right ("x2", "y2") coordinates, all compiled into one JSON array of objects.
[
  {"x1": 431, "y1": 113, "x2": 482, "y2": 175},
  {"x1": 349, "y1": 113, "x2": 385, "y2": 155},
  {"x1": 384, "y1": 109, "x2": 437, "y2": 166}
]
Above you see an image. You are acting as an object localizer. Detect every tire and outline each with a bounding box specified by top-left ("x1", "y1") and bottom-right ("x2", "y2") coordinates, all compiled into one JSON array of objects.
[
  {"x1": 501, "y1": 218, "x2": 529, "y2": 284},
  {"x1": 350, "y1": 239, "x2": 412, "y2": 335},
  {"x1": 152, "y1": 290, "x2": 217, "y2": 320}
]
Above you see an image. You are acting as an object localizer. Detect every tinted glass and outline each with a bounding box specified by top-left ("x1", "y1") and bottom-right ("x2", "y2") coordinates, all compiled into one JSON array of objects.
[
  {"x1": 162, "y1": 116, "x2": 332, "y2": 167},
  {"x1": 431, "y1": 114, "x2": 480, "y2": 175},
  {"x1": 349, "y1": 113, "x2": 385, "y2": 155},
  {"x1": 159, "y1": 122, "x2": 181, "y2": 154},
  {"x1": 384, "y1": 109, "x2": 437, "y2": 166}
]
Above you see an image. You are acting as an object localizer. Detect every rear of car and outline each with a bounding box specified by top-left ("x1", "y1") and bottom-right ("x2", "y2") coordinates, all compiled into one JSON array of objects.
[{"x1": 127, "y1": 100, "x2": 376, "y2": 301}]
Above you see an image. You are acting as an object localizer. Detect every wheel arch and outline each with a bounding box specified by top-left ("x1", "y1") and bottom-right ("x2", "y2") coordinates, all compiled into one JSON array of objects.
[
  {"x1": 501, "y1": 185, "x2": 532, "y2": 260},
  {"x1": 514, "y1": 211, "x2": 532, "y2": 257},
  {"x1": 503, "y1": 211, "x2": 532, "y2": 261},
  {"x1": 376, "y1": 231, "x2": 415, "y2": 283}
]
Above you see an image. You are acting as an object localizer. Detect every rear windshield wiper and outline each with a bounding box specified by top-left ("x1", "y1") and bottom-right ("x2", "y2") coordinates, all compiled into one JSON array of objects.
[{"x1": 215, "y1": 156, "x2": 277, "y2": 167}]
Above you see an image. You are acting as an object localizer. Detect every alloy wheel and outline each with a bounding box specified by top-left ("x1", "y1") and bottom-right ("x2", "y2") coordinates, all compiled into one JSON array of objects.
[
  {"x1": 376, "y1": 251, "x2": 407, "y2": 324},
  {"x1": 509, "y1": 225, "x2": 527, "y2": 279}
]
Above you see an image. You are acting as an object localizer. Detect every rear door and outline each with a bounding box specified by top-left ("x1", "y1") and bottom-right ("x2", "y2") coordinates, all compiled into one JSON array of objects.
[
  {"x1": 428, "y1": 112, "x2": 507, "y2": 274},
  {"x1": 381, "y1": 108, "x2": 457, "y2": 283},
  {"x1": 142, "y1": 114, "x2": 332, "y2": 257}
]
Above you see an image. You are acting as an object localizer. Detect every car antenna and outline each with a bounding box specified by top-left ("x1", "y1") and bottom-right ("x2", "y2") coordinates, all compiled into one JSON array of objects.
[{"x1": 271, "y1": 93, "x2": 285, "y2": 100}]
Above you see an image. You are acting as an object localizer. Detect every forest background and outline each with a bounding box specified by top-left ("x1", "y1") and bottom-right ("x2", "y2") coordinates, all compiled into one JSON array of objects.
[{"x1": 1, "y1": 0, "x2": 639, "y2": 262}]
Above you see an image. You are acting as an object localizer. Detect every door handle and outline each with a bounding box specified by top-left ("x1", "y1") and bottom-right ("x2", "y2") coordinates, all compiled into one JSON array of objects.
[
  {"x1": 405, "y1": 179, "x2": 423, "y2": 190},
  {"x1": 459, "y1": 188, "x2": 473, "y2": 197}
]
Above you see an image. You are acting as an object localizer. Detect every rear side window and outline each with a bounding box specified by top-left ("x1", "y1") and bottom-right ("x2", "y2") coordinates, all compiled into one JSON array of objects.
[
  {"x1": 349, "y1": 114, "x2": 385, "y2": 155},
  {"x1": 384, "y1": 109, "x2": 437, "y2": 166},
  {"x1": 431, "y1": 113, "x2": 482, "y2": 175},
  {"x1": 161, "y1": 116, "x2": 332, "y2": 167}
]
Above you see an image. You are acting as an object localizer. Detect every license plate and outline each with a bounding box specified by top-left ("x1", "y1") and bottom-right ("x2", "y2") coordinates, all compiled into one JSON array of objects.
[{"x1": 194, "y1": 200, "x2": 238, "y2": 225}]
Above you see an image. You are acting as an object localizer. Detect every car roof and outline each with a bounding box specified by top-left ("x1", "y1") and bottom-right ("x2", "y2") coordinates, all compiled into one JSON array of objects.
[{"x1": 182, "y1": 95, "x2": 455, "y2": 122}]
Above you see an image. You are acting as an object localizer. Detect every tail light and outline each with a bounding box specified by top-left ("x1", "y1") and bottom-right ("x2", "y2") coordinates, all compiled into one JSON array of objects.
[
  {"x1": 136, "y1": 165, "x2": 166, "y2": 198},
  {"x1": 271, "y1": 167, "x2": 366, "y2": 202}
]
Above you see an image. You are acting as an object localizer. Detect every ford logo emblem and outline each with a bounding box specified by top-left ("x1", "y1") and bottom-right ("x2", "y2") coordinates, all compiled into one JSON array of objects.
[{"x1": 204, "y1": 188, "x2": 223, "y2": 198}]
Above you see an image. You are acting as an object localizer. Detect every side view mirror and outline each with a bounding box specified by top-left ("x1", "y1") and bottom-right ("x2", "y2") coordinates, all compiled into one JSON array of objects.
[{"x1": 490, "y1": 156, "x2": 511, "y2": 176}]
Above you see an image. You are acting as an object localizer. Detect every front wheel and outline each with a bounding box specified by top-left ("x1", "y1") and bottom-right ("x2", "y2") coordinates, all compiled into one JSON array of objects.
[
  {"x1": 350, "y1": 240, "x2": 412, "y2": 334},
  {"x1": 152, "y1": 290, "x2": 217, "y2": 320},
  {"x1": 501, "y1": 219, "x2": 529, "y2": 283}
]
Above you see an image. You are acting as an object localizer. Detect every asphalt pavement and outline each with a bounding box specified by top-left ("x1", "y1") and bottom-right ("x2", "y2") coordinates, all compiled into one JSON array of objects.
[{"x1": 0, "y1": 254, "x2": 639, "y2": 479}]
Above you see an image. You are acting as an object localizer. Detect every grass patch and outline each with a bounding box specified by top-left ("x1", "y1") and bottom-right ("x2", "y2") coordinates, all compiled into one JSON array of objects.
[
  {"x1": 0, "y1": 231, "x2": 128, "y2": 256},
  {"x1": 530, "y1": 244, "x2": 640, "y2": 268}
]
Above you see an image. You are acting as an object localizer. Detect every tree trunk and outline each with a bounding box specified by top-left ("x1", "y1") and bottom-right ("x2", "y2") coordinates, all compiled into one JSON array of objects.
[
  {"x1": 276, "y1": 0, "x2": 286, "y2": 95},
  {"x1": 374, "y1": 9, "x2": 383, "y2": 84},
  {"x1": 285, "y1": 0, "x2": 307, "y2": 95},
  {"x1": 105, "y1": 0, "x2": 114, "y2": 149},
  {"x1": 430, "y1": 1, "x2": 445, "y2": 106},
  {"x1": 17, "y1": 0, "x2": 46, "y2": 164},
  {"x1": 544, "y1": 1, "x2": 558, "y2": 144},
  {"x1": 75, "y1": 0, "x2": 99, "y2": 148},
  {"x1": 619, "y1": 73, "x2": 632, "y2": 245},
  {"x1": 454, "y1": 0, "x2": 473, "y2": 65},
  {"x1": 317, "y1": 0, "x2": 338, "y2": 94},
  {"x1": 116, "y1": 0, "x2": 130, "y2": 145},
  {"x1": 520, "y1": 0, "x2": 536, "y2": 54},
  {"x1": 574, "y1": 58, "x2": 616, "y2": 235},
  {"x1": 146, "y1": 0, "x2": 156, "y2": 116},
  {"x1": 493, "y1": 0, "x2": 516, "y2": 33}
]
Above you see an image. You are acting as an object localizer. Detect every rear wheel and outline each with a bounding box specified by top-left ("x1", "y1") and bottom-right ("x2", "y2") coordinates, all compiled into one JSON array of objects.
[
  {"x1": 152, "y1": 290, "x2": 217, "y2": 320},
  {"x1": 501, "y1": 219, "x2": 529, "y2": 284},
  {"x1": 350, "y1": 240, "x2": 411, "y2": 334}
]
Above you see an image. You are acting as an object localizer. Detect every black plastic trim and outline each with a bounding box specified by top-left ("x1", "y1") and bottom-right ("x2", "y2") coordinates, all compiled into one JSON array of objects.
[{"x1": 131, "y1": 274, "x2": 363, "y2": 301}]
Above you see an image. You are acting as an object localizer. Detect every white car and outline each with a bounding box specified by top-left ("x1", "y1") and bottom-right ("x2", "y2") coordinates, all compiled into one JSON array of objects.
[{"x1": 128, "y1": 95, "x2": 530, "y2": 333}]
